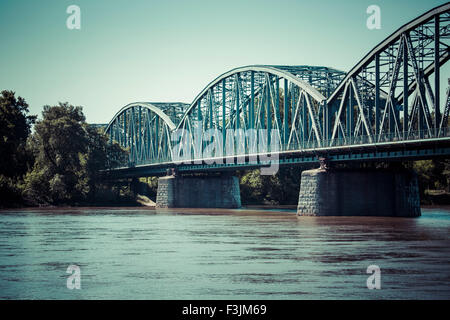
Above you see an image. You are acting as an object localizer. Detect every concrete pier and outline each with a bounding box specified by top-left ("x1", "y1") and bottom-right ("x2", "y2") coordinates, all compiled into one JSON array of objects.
[
  {"x1": 156, "y1": 174, "x2": 241, "y2": 208},
  {"x1": 297, "y1": 168, "x2": 421, "y2": 217}
]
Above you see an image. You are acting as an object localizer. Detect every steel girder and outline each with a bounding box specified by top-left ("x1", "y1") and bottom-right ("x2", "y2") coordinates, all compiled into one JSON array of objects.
[
  {"x1": 105, "y1": 3, "x2": 450, "y2": 170},
  {"x1": 104, "y1": 102, "x2": 189, "y2": 166},
  {"x1": 328, "y1": 3, "x2": 450, "y2": 147},
  {"x1": 174, "y1": 65, "x2": 346, "y2": 162}
]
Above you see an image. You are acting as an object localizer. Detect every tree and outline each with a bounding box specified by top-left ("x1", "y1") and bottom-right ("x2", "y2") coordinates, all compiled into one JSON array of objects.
[
  {"x1": 0, "y1": 90, "x2": 36, "y2": 177},
  {"x1": 239, "y1": 166, "x2": 305, "y2": 205},
  {"x1": 23, "y1": 103, "x2": 87, "y2": 204},
  {"x1": 23, "y1": 103, "x2": 127, "y2": 205},
  {"x1": 82, "y1": 125, "x2": 128, "y2": 202},
  {"x1": 0, "y1": 91, "x2": 36, "y2": 207},
  {"x1": 239, "y1": 169, "x2": 265, "y2": 204},
  {"x1": 412, "y1": 159, "x2": 450, "y2": 196}
]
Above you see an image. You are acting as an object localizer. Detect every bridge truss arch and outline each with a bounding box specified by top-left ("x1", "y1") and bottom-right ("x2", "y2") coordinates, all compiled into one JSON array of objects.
[
  {"x1": 105, "y1": 102, "x2": 188, "y2": 166},
  {"x1": 327, "y1": 2, "x2": 450, "y2": 147},
  {"x1": 174, "y1": 65, "x2": 346, "y2": 161},
  {"x1": 104, "y1": 3, "x2": 450, "y2": 171}
]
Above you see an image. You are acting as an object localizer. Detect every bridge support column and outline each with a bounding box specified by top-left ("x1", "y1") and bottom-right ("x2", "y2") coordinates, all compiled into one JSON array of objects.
[
  {"x1": 297, "y1": 168, "x2": 421, "y2": 217},
  {"x1": 156, "y1": 172, "x2": 241, "y2": 208}
]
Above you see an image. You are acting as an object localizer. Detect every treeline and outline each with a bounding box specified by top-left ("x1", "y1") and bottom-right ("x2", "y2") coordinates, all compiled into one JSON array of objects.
[
  {"x1": 408, "y1": 160, "x2": 450, "y2": 204},
  {"x1": 238, "y1": 167, "x2": 310, "y2": 205},
  {"x1": 0, "y1": 90, "x2": 129, "y2": 207},
  {"x1": 237, "y1": 160, "x2": 450, "y2": 206}
]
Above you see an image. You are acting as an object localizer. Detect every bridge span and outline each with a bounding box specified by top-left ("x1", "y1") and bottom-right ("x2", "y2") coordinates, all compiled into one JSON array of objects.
[{"x1": 103, "y1": 3, "x2": 450, "y2": 216}]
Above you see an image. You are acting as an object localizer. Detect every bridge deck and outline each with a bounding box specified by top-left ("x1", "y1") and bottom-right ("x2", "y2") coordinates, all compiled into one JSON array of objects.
[{"x1": 105, "y1": 135, "x2": 450, "y2": 178}]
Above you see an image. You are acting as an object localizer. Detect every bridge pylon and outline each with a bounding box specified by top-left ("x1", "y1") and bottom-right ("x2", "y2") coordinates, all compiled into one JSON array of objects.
[
  {"x1": 297, "y1": 167, "x2": 421, "y2": 217},
  {"x1": 155, "y1": 172, "x2": 241, "y2": 209}
]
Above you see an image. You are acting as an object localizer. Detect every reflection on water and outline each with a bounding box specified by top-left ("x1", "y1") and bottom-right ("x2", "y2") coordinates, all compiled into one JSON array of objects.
[{"x1": 0, "y1": 207, "x2": 449, "y2": 299}]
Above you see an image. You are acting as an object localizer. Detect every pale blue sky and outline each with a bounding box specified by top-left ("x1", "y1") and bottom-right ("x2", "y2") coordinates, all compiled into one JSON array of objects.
[{"x1": 0, "y1": 0, "x2": 447, "y2": 123}]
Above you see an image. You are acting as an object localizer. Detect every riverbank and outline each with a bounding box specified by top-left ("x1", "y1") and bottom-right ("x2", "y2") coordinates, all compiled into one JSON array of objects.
[
  {"x1": 3, "y1": 201, "x2": 450, "y2": 211},
  {"x1": 422, "y1": 190, "x2": 450, "y2": 205},
  {"x1": 2, "y1": 190, "x2": 450, "y2": 210}
]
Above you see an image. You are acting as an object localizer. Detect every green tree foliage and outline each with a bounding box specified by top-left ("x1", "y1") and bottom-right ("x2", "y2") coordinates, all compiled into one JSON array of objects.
[
  {"x1": 239, "y1": 169, "x2": 265, "y2": 204},
  {"x1": 412, "y1": 159, "x2": 450, "y2": 195},
  {"x1": 23, "y1": 103, "x2": 88, "y2": 204},
  {"x1": 23, "y1": 103, "x2": 127, "y2": 205},
  {"x1": 0, "y1": 91, "x2": 36, "y2": 177},
  {"x1": 239, "y1": 166, "x2": 306, "y2": 205},
  {"x1": 0, "y1": 91, "x2": 36, "y2": 206}
]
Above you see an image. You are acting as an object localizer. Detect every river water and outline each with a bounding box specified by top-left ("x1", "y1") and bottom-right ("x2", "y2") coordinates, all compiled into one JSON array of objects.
[{"x1": 0, "y1": 207, "x2": 449, "y2": 300}]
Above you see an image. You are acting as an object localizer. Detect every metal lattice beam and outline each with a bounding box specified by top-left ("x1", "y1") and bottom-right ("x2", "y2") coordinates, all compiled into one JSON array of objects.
[{"x1": 105, "y1": 3, "x2": 450, "y2": 171}]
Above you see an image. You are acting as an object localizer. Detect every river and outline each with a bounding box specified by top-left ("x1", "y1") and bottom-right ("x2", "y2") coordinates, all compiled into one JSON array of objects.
[{"x1": 0, "y1": 207, "x2": 449, "y2": 299}]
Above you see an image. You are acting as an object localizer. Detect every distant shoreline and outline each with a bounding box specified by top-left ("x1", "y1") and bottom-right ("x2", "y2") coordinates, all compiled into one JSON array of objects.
[{"x1": 2, "y1": 204, "x2": 450, "y2": 214}]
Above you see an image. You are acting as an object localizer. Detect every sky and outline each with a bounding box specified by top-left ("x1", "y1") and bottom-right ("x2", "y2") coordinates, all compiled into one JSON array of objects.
[{"x1": 0, "y1": 0, "x2": 448, "y2": 124}]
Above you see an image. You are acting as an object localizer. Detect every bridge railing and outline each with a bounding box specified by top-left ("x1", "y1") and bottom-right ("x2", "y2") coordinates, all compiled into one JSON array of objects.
[
  {"x1": 323, "y1": 128, "x2": 450, "y2": 149},
  {"x1": 108, "y1": 126, "x2": 450, "y2": 170}
]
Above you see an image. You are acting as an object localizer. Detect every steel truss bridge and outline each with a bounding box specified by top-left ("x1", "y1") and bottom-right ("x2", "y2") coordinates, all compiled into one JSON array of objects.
[{"x1": 105, "y1": 3, "x2": 450, "y2": 177}]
